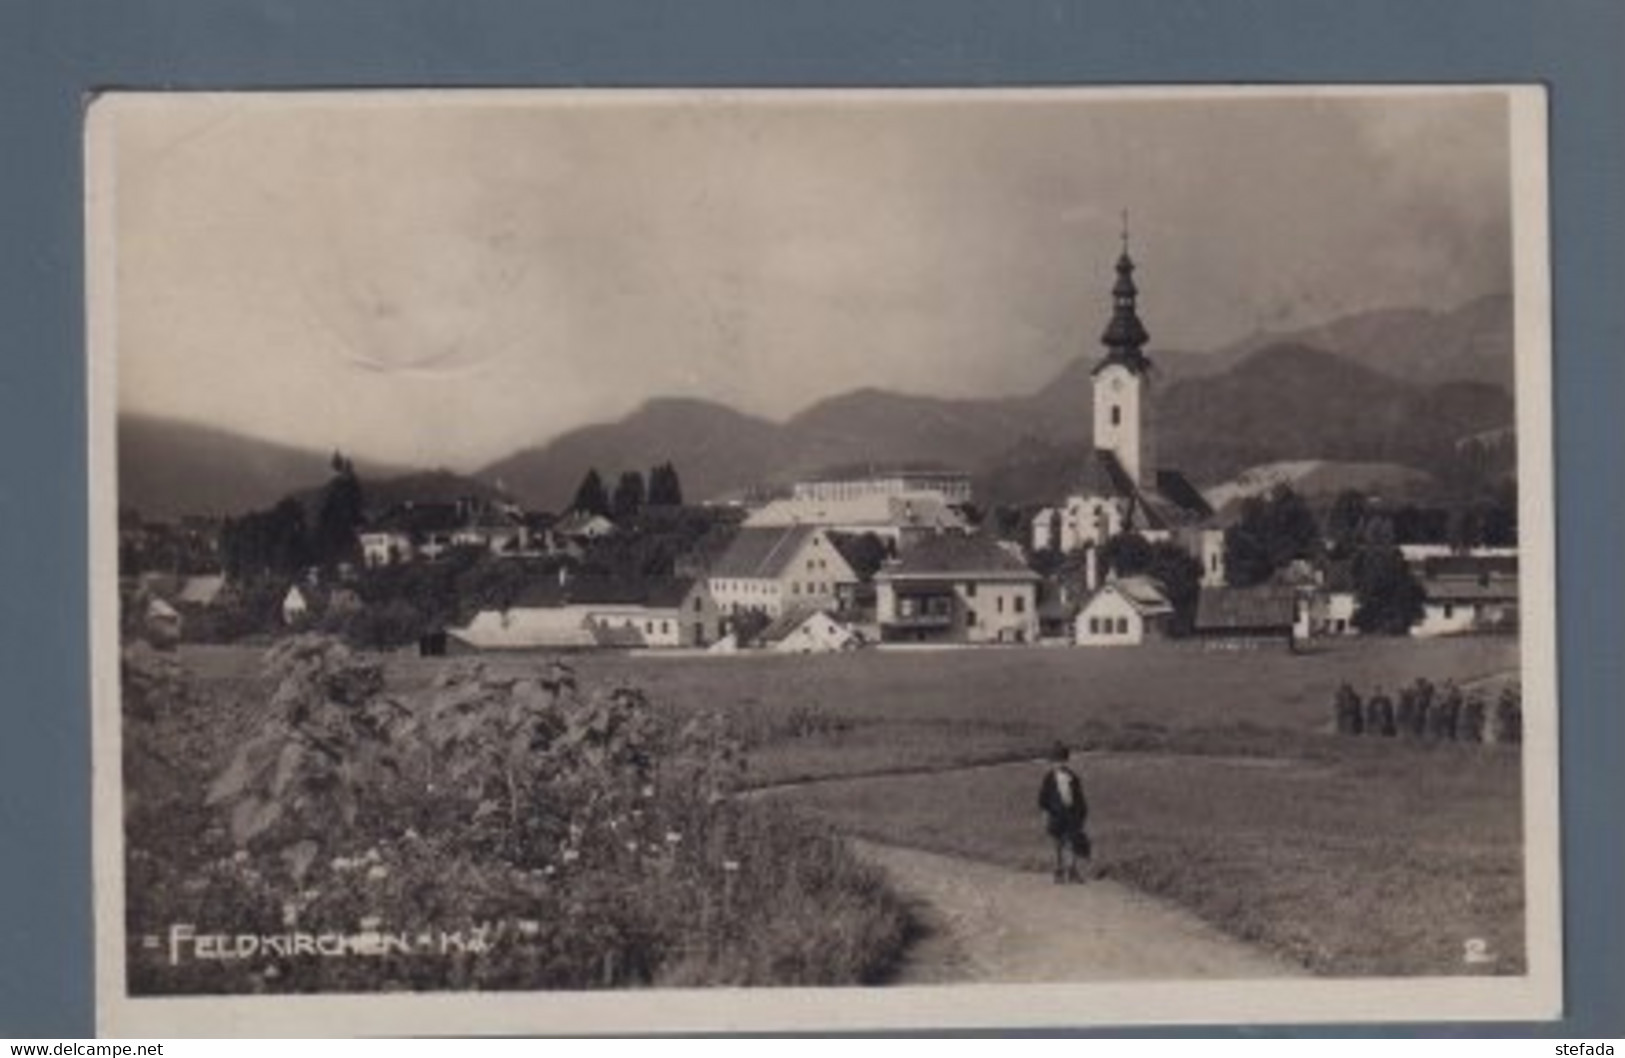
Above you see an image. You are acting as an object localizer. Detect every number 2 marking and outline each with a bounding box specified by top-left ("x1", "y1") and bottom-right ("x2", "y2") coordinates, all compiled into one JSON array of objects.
[{"x1": 1463, "y1": 938, "x2": 1494, "y2": 964}]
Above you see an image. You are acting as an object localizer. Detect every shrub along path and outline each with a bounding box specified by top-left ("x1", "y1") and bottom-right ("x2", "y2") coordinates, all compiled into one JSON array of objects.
[{"x1": 848, "y1": 838, "x2": 1302, "y2": 984}]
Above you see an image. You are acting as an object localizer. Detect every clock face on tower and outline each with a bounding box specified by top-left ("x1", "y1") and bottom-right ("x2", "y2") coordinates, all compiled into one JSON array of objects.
[{"x1": 1110, "y1": 376, "x2": 1124, "y2": 392}]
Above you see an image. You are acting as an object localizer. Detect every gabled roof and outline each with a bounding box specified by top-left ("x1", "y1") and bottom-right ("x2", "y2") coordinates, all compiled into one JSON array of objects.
[
  {"x1": 177, "y1": 574, "x2": 226, "y2": 605},
  {"x1": 1422, "y1": 555, "x2": 1519, "y2": 579},
  {"x1": 876, "y1": 533, "x2": 1038, "y2": 581},
  {"x1": 1421, "y1": 577, "x2": 1519, "y2": 604},
  {"x1": 757, "y1": 605, "x2": 829, "y2": 645},
  {"x1": 1194, "y1": 586, "x2": 1296, "y2": 632},
  {"x1": 1105, "y1": 575, "x2": 1175, "y2": 615},
  {"x1": 708, "y1": 526, "x2": 822, "y2": 579}
]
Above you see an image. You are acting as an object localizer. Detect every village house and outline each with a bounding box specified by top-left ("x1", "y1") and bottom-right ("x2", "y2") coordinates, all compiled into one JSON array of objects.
[
  {"x1": 144, "y1": 596, "x2": 183, "y2": 646},
  {"x1": 358, "y1": 502, "x2": 463, "y2": 566},
  {"x1": 873, "y1": 533, "x2": 1040, "y2": 644},
  {"x1": 1411, "y1": 555, "x2": 1519, "y2": 637},
  {"x1": 706, "y1": 525, "x2": 859, "y2": 620},
  {"x1": 791, "y1": 467, "x2": 972, "y2": 505},
  {"x1": 176, "y1": 573, "x2": 226, "y2": 608},
  {"x1": 1074, "y1": 575, "x2": 1175, "y2": 646},
  {"x1": 359, "y1": 498, "x2": 531, "y2": 567},
  {"x1": 552, "y1": 510, "x2": 617, "y2": 544},
  {"x1": 759, "y1": 609, "x2": 865, "y2": 654},
  {"x1": 448, "y1": 574, "x2": 723, "y2": 652},
  {"x1": 743, "y1": 491, "x2": 968, "y2": 547},
  {"x1": 1192, "y1": 585, "x2": 1299, "y2": 651},
  {"x1": 1029, "y1": 231, "x2": 1227, "y2": 588},
  {"x1": 281, "y1": 584, "x2": 311, "y2": 626}
]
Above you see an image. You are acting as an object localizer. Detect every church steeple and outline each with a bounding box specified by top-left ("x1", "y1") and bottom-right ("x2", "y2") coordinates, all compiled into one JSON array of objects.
[
  {"x1": 1096, "y1": 211, "x2": 1151, "y2": 376},
  {"x1": 1090, "y1": 212, "x2": 1157, "y2": 490}
]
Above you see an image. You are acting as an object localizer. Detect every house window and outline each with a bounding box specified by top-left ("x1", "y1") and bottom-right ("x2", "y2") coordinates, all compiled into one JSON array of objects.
[
  {"x1": 693, "y1": 597, "x2": 702, "y2": 612},
  {"x1": 966, "y1": 583, "x2": 977, "y2": 598},
  {"x1": 1089, "y1": 618, "x2": 1099, "y2": 634},
  {"x1": 661, "y1": 621, "x2": 669, "y2": 635},
  {"x1": 1111, "y1": 405, "x2": 1121, "y2": 426},
  {"x1": 1116, "y1": 617, "x2": 1128, "y2": 634},
  {"x1": 997, "y1": 596, "x2": 1005, "y2": 614},
  {"x1": 645, "y1": 621, "x2": 654, "y2": 633},
  {"x1": 792, "y1": 582, "x2": 800, "y2": 595},
  {"x1": 1015, "y1": 596, "x2": 1026, "y2": 614},
  {"x1": 967, "y1": 609, "x2": 978, "y2": 627},
  {"x1": 1443, "y1": 604, "x2": 1454, "y2": 620}
]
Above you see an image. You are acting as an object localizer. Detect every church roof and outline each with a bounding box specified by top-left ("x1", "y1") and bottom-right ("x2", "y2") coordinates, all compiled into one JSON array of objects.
[{"x1": 1068, "y1": 452, "x2": 1213, "y2": 531}]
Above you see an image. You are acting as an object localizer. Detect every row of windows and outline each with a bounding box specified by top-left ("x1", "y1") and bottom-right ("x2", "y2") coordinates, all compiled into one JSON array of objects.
[
  {"x1": 791, "y1": 581, "x2": 833, "y2": 596},
  {"x1": 715, "y1": 580, "x2": 779, "y2": 595},
  {"x1": 1087, "y1": 616, "x2": 1132, "y2": 636},
  {"x1": 599, "y1": 618, "x2": 672, "y2": 636}
]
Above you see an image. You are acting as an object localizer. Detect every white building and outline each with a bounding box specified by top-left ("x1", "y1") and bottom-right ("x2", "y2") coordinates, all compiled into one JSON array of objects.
[
  {"x1": 791, "y1": 469, "x2": 972, "y2": 505},
  {"x1": 449, "y1": 576, "x2": 723, "y2": 650},
  {"x1": 1411, "y1": 556, "x2": 1519, "y2": 638},
  {"x1": 707, "y1": 526, "x2": 858, "y2": 620},
  {"x1": 874, "y1": 534, "x2": 1040, "y2": 644},
  {"x1": 1074, "y1": 576, "x2": 1174, "y2": 646}
]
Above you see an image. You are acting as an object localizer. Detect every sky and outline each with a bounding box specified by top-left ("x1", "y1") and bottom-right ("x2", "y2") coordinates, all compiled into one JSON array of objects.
[{"x1": 104, "y1": 88, "x2": 1515, "y2": 471}]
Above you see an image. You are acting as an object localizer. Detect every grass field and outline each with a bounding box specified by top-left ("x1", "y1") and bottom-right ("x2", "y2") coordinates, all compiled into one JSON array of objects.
[{"x1": 167, "y1": 635, "x2": 1526, "y2": 979}]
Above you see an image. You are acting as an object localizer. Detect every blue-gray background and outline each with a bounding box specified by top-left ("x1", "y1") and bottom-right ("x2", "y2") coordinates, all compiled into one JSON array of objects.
[{"x1": 1, "y1": 0, "x2": 1619, "y2": 1038}]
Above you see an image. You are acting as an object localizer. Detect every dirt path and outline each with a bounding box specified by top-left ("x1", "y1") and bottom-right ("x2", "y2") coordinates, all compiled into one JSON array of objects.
[{"x1": 851, "y1": 839, "x2": 1304, "y2": 984}]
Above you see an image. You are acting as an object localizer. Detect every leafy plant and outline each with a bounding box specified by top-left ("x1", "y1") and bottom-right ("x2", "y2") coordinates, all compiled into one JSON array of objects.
[{"x1": 205, "y1": 636, "x2": 414, "y2": 872}]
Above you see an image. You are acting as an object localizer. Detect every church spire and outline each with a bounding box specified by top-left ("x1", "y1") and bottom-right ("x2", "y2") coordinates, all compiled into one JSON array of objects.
[{"x1": 1097, "y1": 211, "x2": 1151, "y2": 375}]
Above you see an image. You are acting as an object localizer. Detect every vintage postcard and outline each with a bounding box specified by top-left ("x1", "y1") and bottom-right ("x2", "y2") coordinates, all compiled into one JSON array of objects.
[{"x1": 87, "y1": 86, "x2": 1560, "y2": 1035}]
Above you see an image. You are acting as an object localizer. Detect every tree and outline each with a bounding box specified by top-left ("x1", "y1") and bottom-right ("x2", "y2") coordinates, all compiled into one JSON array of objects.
[
  {"x1": 1326, "y1": 489, "x2": 1370, "y2": 555},
  {"x1": 313, "y1": 452, "x2": 365, "y2": 569},
  {"x1": 827, "y1": 531, "x2": 891, "y2": 582},
  {"x1": 572, "y1": 468, "x2": 611, "y2": 517},
  {"x1": 1097, "y1": 533, "x2": 1152, "y2": 580},
  {"x1": 1224, "y1": 485, "x2": 1321, "y2": 586},
  {"x1": 221, "y1": 497, "x2": 311, "y2": 581},
  {"x1": 611, "y1": 471, "x2": 646, "y2": 520},
  {"x1": 646, "y1": 462, "x2": 684, "y2": 507},
  {"x1": 1350, "y1": 545, "x2": 1425, "y2": 634}
]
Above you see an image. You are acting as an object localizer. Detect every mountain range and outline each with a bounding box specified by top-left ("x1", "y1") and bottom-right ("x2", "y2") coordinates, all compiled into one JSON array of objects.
[{"x1": 118, "y1": 294, "x2": 1516, "y2": 519}]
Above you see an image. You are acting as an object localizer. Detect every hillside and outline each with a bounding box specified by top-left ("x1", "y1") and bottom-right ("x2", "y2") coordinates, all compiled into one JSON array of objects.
[
  {"x1": 1201, "y1": 460, "x2": 1436, "y2": 520},
  {"x1": 117, "y1": 413, "x2": 410, "y2": 521},
  {"x1": 1207, "y1": 294, "x2": 1513, "y2": 390},
  {"x1": 478, "y1": 398, "x2": 792, "y2": 512},
  {"x1": 126, "y1": 295, "x2": 1516, "y2": 516},
  {"x1": 478, "y1": 339, "x2": 1512, "y2": 511}
]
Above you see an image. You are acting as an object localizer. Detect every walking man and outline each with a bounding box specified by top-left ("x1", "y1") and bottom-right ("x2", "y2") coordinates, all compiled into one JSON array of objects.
[{"x1": 1038, "y1": 741, "x2": 1091, "y2": 883}]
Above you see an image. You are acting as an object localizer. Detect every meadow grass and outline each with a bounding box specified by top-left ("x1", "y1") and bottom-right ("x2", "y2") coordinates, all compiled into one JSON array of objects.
[
  {"x1": 775, "y1": 742, "x2": 1524, "y2": 978},
  {"x1": 170, "y1": 636, "x2": 1526, "y2": 978}
]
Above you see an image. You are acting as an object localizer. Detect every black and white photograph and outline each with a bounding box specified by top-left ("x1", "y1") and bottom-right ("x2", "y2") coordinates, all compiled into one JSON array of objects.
[{"x1": 86, "y1": 86, "x2": 1559, "y2": 1035}]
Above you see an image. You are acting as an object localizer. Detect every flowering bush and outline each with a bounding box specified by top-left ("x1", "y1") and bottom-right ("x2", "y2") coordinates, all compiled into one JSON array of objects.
[{"x1": 125, "y1": 637, "x2": 911, "y2": 994}]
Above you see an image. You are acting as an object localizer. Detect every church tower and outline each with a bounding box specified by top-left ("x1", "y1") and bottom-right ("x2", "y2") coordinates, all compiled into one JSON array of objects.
[{"x1": 1091, "y1": 217, "x2": 1156, "y2": 490}]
